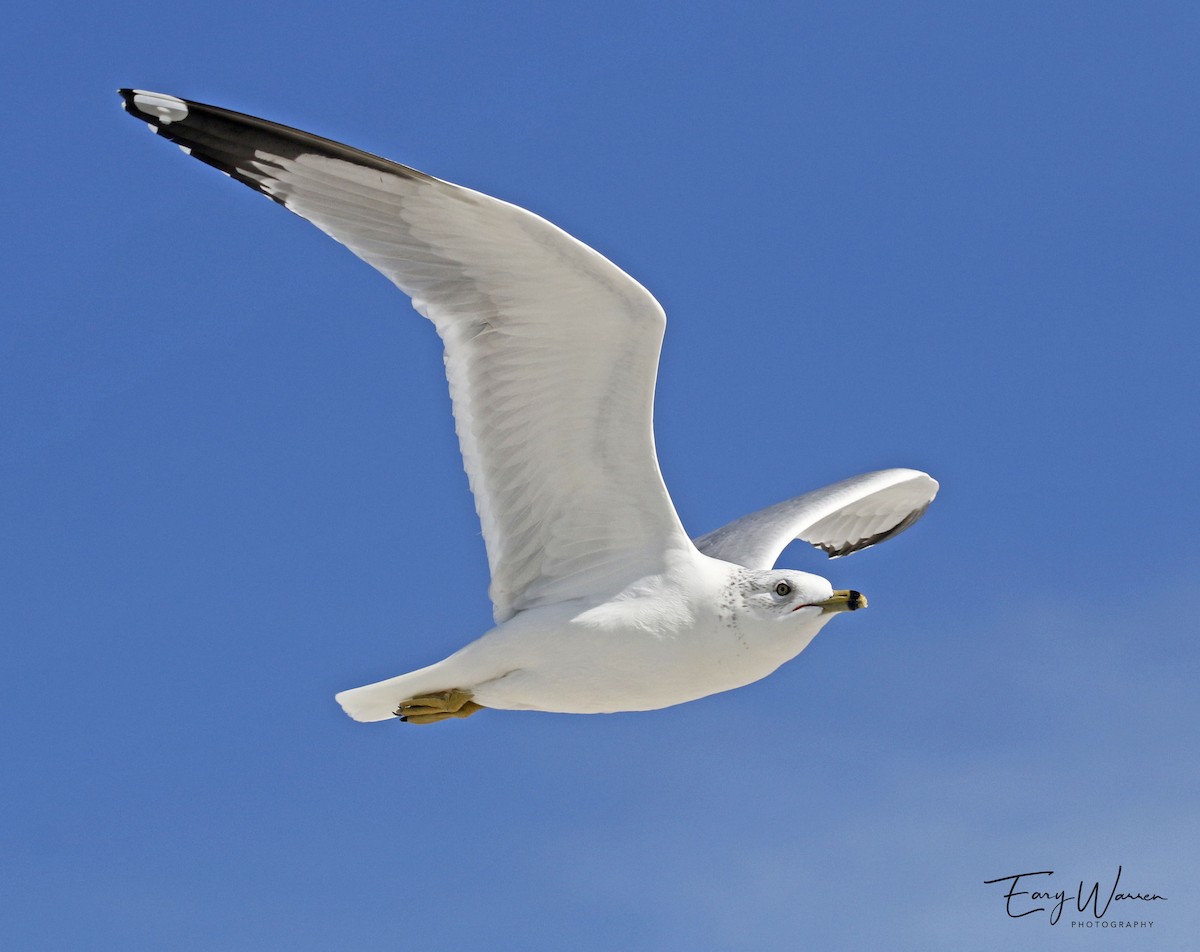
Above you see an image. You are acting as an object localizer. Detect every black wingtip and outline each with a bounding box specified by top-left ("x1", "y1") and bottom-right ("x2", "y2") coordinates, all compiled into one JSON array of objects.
[
  {"x1": 116, "y1": 88, "x2": 436, "y2": 207},
  {"x1": 115, "y1": 88, "x2": 298, "y2": 203}
]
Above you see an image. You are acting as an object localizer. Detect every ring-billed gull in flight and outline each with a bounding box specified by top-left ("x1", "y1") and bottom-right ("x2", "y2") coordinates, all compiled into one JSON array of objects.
[{"x1": 119, "y1": 90, "x2": 938, "y2": 725}]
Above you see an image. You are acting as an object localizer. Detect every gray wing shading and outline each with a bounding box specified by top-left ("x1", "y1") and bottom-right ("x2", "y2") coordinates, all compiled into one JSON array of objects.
[
  {"x1": 694, "y1": 468, "x2": 938, "y2": 569},
  {"x1": 119, "y1": 90, "x2": 697, "y2": 623}
]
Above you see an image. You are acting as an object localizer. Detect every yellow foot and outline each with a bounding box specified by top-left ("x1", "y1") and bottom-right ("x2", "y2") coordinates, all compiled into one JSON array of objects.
[{"x1": 395, "y1": 688, "x2": 484, "y2": 725}]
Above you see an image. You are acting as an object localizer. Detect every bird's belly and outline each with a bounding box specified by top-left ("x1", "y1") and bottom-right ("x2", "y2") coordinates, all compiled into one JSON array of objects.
[{"x1": 469, "y1": 615, "x2": 806, "y2": 714}]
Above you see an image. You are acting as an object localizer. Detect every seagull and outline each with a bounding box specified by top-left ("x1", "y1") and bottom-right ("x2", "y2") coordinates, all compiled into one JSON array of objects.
[{"x1": 119, "y1": 89, "x2": 938, "y2": 725}]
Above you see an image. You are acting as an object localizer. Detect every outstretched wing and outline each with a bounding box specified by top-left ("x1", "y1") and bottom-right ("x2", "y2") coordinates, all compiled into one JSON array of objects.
[
  {"x1": 120, "y1": 89, "x2": 696, "y2": 622},
  {"x1": 694, "y1": 468, "x2": 938, "y2": 569}
]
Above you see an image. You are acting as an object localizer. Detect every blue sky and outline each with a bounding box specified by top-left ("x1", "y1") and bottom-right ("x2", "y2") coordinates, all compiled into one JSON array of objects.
[{"x1": 3, "y1": 1, "x2": 1197, "y2": 948}]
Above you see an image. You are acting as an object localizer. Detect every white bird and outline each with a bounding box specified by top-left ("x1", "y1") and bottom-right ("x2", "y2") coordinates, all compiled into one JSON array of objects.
[{"x1": 120, "y1": 89, "x2": 938, "y2": 724}]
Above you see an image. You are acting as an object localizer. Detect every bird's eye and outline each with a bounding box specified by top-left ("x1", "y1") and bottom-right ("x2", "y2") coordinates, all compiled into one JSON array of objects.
[{"x1": 774, "y1": 581, "x2": 792, "y2": 597}]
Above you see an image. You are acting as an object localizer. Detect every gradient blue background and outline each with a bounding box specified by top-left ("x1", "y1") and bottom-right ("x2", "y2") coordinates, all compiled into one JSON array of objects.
[{"x1": 4, "y1": 2, "x2": 1197, "y2": 948}]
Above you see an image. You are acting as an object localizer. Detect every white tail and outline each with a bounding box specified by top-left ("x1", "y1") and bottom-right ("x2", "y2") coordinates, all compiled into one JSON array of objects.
[{"x1": 335, "y1": 660, "x2": 459, "y2": 722}]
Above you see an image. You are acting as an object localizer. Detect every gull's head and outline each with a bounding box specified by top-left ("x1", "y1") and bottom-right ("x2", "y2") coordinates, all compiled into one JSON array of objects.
[{"x1": 737, "y1": 568, "x2": 867, "y2": 627}]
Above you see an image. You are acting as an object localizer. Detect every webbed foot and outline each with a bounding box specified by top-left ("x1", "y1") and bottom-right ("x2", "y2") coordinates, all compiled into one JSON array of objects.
[{"x1": 395, "y1": 688, "x2": 484, "y2": 724}]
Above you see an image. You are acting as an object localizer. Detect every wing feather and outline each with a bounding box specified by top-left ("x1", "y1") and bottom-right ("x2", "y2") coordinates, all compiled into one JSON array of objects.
[
  {"x1": 694, "y1": 469, "x2": 938, "y2": 569},
  {"x1": 120, "y1": 90, "x2": 695, "y2": 621}
]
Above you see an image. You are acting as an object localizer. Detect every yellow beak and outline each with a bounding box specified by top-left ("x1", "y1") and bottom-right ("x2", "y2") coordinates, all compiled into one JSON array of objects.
[{"x1": 817, "y1": 590, "x2": 867, "y2": 613}]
